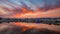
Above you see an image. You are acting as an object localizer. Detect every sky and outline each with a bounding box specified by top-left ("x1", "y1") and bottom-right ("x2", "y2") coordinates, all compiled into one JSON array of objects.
[
  {"x1": 0, "y1": 0, "x2": 60, "y2": 10},
  {"x1": 0, "y1": 0, "x2": 60, "y2": 18}
]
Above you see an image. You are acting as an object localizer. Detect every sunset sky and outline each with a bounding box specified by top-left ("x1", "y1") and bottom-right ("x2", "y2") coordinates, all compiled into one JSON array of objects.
[
  {"x1": 0, "y1": 0, "x2": 60, "y2": 18},
  {"x1": 0, "y1": 0, "x2": 60, "y2": 10}
]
